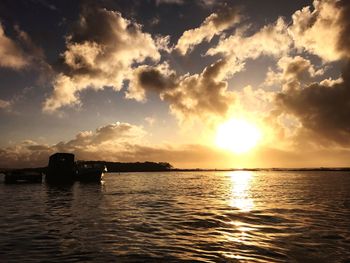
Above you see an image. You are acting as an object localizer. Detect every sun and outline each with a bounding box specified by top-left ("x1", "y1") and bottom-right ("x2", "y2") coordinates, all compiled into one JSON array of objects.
[{"x1": 215, "y1": 118, "x2": 261, "y2": 154}]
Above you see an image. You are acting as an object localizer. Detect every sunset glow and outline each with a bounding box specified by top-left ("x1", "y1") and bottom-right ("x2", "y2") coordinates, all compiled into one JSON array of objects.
[
  {"x1": 1, "y1": 2, "x2": 349, "y2": 262},
  {"x1": 215, "y1": 119, "x2": 261, "y2": 154},
  {"x1": 0, "y1": 0, "x2": 350, "y2": 169}
]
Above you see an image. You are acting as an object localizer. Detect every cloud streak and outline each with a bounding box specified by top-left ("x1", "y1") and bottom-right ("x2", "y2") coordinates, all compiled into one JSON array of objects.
[
  {"x1": 0, "y1": 22, "x2": 28, "y2": 69},
  {"x1": 175, "y1": 5, "x2": 241, "y2": 55},
  {"x1": 207, "y1": 17, "x2": 292, "y2": 64}
]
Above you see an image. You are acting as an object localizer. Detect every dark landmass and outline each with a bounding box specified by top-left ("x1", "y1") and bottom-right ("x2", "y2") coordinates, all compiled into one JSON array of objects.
[
  {"x1": 79, "y1": 161, "x2": 173, "y2": 172},
  {"x1": 1, "y1": 163, "x2": 350, "y2": 175},
  {"x1": 0, "y1": 161, "x2": 173, "y2": 174}
]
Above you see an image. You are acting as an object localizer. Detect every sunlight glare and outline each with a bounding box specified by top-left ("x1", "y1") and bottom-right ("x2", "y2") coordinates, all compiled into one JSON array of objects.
[
  {"x1": 215, "y1": 118, "x2": 261, "y2": 154},
  {"x1": 229, "y1": 171, "x2": 254, "y2": 212}
]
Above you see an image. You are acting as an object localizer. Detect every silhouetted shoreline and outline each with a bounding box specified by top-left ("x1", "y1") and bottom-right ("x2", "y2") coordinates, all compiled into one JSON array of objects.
[
  {"x1": 1, "y1": 161, "x2": 350, "y2": 174},
  {"x1": 0, "y1": 161, "x2": 173, "y2": 174}
]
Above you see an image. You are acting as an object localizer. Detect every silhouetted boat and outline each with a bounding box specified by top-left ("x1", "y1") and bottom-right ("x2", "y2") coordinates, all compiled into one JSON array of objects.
[
  {"x1": 45, "y1": 153, "x2": 104, "y2": 184},
  {"x1": 45, "y1": 153, "x2": 76, "y2": 183},
  {"x1": 4, "y1": 170, "x2": 42, "y2": 184},
  {"x1": 75, "y1": 162, "x2": 107, "y2": 182}
]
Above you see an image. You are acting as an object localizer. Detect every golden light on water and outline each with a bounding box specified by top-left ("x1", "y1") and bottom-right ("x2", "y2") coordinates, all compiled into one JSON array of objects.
[
  {"x1": 223, "y1": 171, "x2": 256, "y2": 260},
  {"x1": 215, "y1": 118, "x2": 261, "y2": 154},
  {"x1": 229, "y1": 171, "x2": 254, "y2": 211}
]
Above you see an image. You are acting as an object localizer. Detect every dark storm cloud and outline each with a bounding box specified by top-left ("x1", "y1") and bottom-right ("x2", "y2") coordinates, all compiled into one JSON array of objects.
[
  {"x1": 126, "y1": 62, "x2": 177, "y2": 101},
  {"x1": 276, "y1": 62, "x2": 350, "y2": 145},
  {"x1": 137, "y1": 67, "x2": 176, "y2": 92}
]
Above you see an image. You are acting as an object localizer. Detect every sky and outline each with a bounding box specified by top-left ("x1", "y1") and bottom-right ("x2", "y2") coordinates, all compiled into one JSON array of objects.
[{"x1": 0, "y1": 0, "x2": 350, "y2": 169}]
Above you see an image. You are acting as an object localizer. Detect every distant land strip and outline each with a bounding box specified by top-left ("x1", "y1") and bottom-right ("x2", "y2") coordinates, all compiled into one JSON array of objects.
[{"x1": 1, "y1": 161, "x2": 350, "y2": 174}]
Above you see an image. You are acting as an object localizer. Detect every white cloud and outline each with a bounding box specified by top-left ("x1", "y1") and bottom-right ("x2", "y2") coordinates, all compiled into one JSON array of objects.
[
  {"x1": 207, "y1": 17, "x2": 292, "y2": 62},
  {"x1": 264, "y1": 56, "x2": 324, "y2": 91},
  {"x1": 163, "y1": 59, "x2": 235, "y2": 123},
  {"x1": 44, "y1": 74, "x2": 81, "y2": 111},
  {"x1": 128, "y1": 59, "x2": 236, "y2": 124},
  {"x1": 43, "y1": 7, "x2": 160, "y2": 113},
  {"x1": 289, "y1": 0, "x2": 348, "y2": 61}
]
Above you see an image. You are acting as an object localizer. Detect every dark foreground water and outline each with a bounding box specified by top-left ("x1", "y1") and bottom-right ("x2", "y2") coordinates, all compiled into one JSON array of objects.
[{"x1": 0, "y1": 171, "x2": 350, "y2": 262}]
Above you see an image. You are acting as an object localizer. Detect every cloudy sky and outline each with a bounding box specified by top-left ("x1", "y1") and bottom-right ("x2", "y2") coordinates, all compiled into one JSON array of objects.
[{"x1": 0, "y1": 0, "x2": 349, "y2": 168}]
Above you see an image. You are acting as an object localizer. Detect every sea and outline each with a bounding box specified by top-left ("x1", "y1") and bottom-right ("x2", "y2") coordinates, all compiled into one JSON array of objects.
[{"x1": 0, "y1": 171, "x2": 349, "y2": 262}]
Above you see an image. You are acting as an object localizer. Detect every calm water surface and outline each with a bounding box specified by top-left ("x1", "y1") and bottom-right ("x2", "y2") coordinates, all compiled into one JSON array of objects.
[{"x1": 0, "y1": 171, "x2": 350, "y2": 262}]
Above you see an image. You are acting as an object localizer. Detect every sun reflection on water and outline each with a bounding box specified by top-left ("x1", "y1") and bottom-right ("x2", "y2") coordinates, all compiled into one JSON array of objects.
[
  {"x1": 220, "y1": 171, "x2": 256, "y2": 260},
  {"x1": 229, "y1": 171, "x2": 254, "y2": 212}
]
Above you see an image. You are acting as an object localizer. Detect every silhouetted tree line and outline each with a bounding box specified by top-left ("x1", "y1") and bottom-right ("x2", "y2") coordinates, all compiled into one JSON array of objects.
[{"x1": 79, "y1": 161, "x2": 173, "y2": 172}]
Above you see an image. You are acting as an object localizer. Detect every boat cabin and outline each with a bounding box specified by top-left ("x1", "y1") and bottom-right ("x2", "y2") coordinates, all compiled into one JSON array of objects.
[{"x1": 46, "y1": 153, "x2": 76, "y2": 183}]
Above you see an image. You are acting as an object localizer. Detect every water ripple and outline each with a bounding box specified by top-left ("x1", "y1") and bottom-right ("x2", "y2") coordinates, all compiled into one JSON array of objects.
[{"x1": 1, "y1": 171, "x2": 350, "y2": 262}]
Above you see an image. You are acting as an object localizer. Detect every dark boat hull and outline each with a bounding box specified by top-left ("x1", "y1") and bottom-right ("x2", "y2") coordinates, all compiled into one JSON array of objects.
[
  {"x1": 76, "y1": 170, "x2": 104, "y2": 182},
  {"x1": 45, "y1": 172, "x2": 76, "y2": 184}
]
